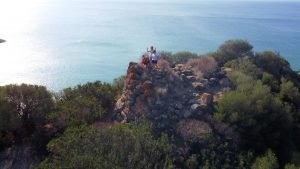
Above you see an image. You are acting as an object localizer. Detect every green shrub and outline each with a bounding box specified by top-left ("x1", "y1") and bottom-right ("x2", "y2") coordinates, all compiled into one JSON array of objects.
[
  {"x1": 215, "y1": 72, "x2": 292, "y2": 152},
  {"x1": 251, "y1": 150, "x2": 279, "y2": 169},
  {"x1": 53, "y1": 81, "x2": 117, "y2": 127},
  {"x1": 253, "y1": 51, "x2": 291, "y2": 79},
  {"x1": 284, "y1": 164, "x2": 300, "y2": 169},
  {"x1": 224, "y1": 58, "x2": 263, "y2": 80},
  {"x1": 214, "y1": 39, "x2": 253, "y2": 65},
  {"x1": 159, "y1": 51, "x2": 198, "y2": 65},
  {"x1": 280, "y1": 79, "x2": 300, "y2": 107},
  {"x1": 33, "y1": 122, "x2": 174, "y2": 169},
  {"x1": 0, "y1": 84, "x2": 55, "y2": 152}
]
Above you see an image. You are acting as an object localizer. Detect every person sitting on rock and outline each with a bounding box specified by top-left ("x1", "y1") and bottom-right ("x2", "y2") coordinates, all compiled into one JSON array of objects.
[
  {"x1": 141, "y1": 54, "x2": 150, "y2": 66},
  {"x1": 150, "y1": 50, "x2": 159, "y2": 68}
]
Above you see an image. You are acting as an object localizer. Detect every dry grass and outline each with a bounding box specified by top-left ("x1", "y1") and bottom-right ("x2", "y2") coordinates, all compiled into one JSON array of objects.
[{"x1": 187, "y1": 56, "x2": 217, "y2": 79}]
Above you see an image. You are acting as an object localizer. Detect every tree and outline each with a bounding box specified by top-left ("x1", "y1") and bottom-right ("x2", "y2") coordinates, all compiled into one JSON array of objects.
[
  {"x1": 262, "y1": 72, "x2": 279, "y2": 92},
  {"x1": 0, "y1": 90, "x2": 20, "y2": 149},
  {"x1": 113, "y1": 75, "x2": 125, "y2": 97},
  {"x1": 215, "y1": 72, "x2": 292, "y2": 152},
  {"x1": 214, "y1": 39, "x2": 253, "y2": 65},
  {"x1": 284, "y1": 164, "x2": 300, "y2": 169},
  {"x1": 53, "y1": 81, "x2": 117, "y2": 127},
  {"x1": 1, "y1": 84, "x2": 54, "y2": 136},
  {"x1": 0, "y1": 84, "x2": 54, "y2": 153},
  {"x1": 251, "y1": 149, "x2": 279, "y2": 169},
  {"x1": 224, "y1": 58, "x2": 263, "y2": 80},
  {"x1": 33, "y1": 122, "x2": 174, "y2": 169},
  {"x1": 253, "y1": 51, "x2": 291, "y2": 80},
  {"x1": 0, "y1": 95, "x2": 21, "y2": 132},
  {"x1": 280, "y1": 79, "x2": 300, "y2": 107}
]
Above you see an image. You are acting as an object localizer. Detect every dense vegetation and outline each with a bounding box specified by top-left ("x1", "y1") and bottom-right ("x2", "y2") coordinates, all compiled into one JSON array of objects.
[{"x1": 1, "y1": 39, "x2": 300, "y2": 169}]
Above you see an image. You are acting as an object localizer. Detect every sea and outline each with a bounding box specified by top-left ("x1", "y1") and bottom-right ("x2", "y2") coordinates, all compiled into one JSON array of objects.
[{"x1": 0, "y1": 0, "x2": 300, "y2": 91}]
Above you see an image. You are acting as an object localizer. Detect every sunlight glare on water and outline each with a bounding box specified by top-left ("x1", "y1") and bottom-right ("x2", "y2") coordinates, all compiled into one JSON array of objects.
[{"x1": 0, "y1": 0, "x2": 56, "y2": 88}]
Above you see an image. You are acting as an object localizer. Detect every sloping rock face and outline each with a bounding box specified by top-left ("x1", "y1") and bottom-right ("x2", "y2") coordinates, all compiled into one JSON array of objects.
[{"x1": 115, "y1": 62, "x2": 236, "y2": 141}]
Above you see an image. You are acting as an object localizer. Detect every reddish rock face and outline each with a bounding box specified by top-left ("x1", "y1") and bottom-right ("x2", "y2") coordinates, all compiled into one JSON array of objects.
[
  {"x1": 200, "y1": 93, "x2": 213, "y2": 106},
  {"x1": 114, "y1": 61, "x2": 233, "y2": 134}
]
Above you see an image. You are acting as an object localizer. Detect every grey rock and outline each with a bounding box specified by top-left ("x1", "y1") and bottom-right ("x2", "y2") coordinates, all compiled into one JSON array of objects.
[
  {"x1": 192, "y1": 93, "x2": 200, "y2": 97},
  {"x1": 155, "y1": 100, "x2": 163, "y2": 106},
  {"x1": 182, "y1": 70, "x2": 193, "y2": 76},
  {"x1": 200, "y1": 79, "x2": 209, "y2": 85},
  {"x1": 209, "y1": 78, "x2": 218, "y2": 86},
  {"x1": 219, "y1": 78, "x2": 231, "y2": 88},
  {"x1": 188, "y1": 98, "x2": 198, "y2": 104},
  {"x1": 197, "y1": 110, "x2": 204, "y2": 116},
  {"x1": 115, "y1": 99, "x2": 125, "y2": 111},
  {"x1": 192, "y1": 82, "x2": 205, "y2": 90},
  {"x1": 191, "y1": 104, "x2": 201, "y2": 111},
  {"x1": 186, "y1": 76, "x2": 196, "y2": 82},
  {"x1": 183, "y1": 110, "x2": 192, "y2": 118},
  {"x1": 171, "y1": 115, "x2": 178, "y2": 120},
  {"x1": 175, "y1": 103, "x2": 183, "y2": 110},
  {"x1": 174, "y1": 110, "x2": 181, "y2": 115},
  {"x1": 167, "y1": 107, "x2": 175, "y2": 112},
  {"x1": 0, "y1": 39, "x2": 5, "y2": 43},
  {"x1": 161, "y1": 114, "x2": 168, "y2": 119}
]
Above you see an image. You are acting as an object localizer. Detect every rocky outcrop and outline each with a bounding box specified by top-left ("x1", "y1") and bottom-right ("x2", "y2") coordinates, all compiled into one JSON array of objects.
[{"x1": 115, "y1": 61, "x2": 236, "y2": 141}]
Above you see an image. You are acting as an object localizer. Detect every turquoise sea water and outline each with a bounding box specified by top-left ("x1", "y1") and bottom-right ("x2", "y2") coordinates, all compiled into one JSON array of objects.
[{"x1": 0, "y1": 0, "x2": 300, "y2": 91}]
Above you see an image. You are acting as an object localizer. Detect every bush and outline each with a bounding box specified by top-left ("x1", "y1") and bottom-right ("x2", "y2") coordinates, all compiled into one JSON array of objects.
[
  {"x1": 214, "y1": 39, "x2": 253, "y2": 65},
  {"x1": 1, "y1": 84, "x2": 54, "y2": 133},
  {"x1": 112, "y1": 75, "x2": 125, "y2": 97},
  {"x1": 251, "y1": 149, "x2": 279, "y2": 169},
  {"x1": 284, "y1": 164, "x2": 300, "y2": 169},
  {"x1": 33, "y1": 122, "x2": 174, "y2": 169},
  {"x1": 280, "y1": 79, "x2": 300, "y2": 108},
  {"x1": 159, "y1": 51, "x2": 173, "y2": 64},
  {"x1": 224, "y1": 58, "x2": 263, "y2": 80},
  {"x1": 0, "y1": 96, "x2": 20, "y2": 149},
  {"x1": 187, "y1": 135, "x2": 253, "y2": 169},
  {"x1": 253, "y1": 51, "x2": 291, "y2": 79},
  {"x1": 187, "y1": 56, "x2": 217, "y2": 79},
  {"x1": 159, "y1": 51, "x2": 199, "y2": 66},
  {"x1": 262, "y1": 72, "x2": 280, "y2": 92},
  {"x1": 215, "y1": 72, "x2": 292, "y2": 153},
  {"x1": 53, "y1": 81, "x2": 117, "y2": 127},
  {"x1": 0, "y1": 84, "x2": 55, "y2": 153}
]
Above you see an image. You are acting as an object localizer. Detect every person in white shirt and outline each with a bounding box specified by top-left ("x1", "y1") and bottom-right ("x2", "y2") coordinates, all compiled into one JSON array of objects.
[{"x1": 150, "y1": 50, "x2": 159, "y2": 68}]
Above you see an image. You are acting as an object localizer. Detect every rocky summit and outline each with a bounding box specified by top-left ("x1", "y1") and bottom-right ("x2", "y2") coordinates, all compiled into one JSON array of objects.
[{"x1": 115, "y1": 60, "x2": 238, "y2": 142}]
